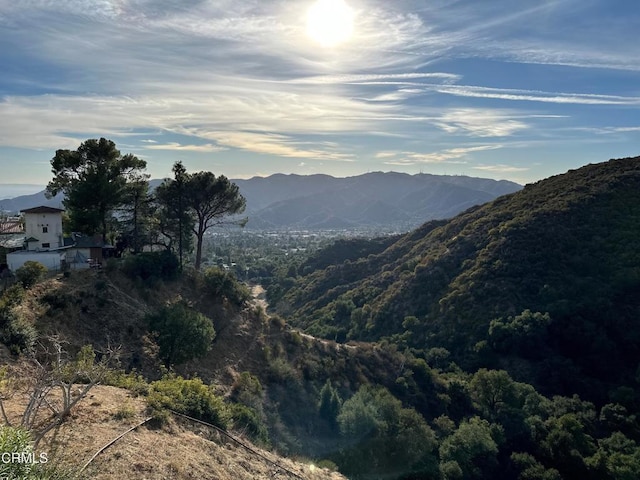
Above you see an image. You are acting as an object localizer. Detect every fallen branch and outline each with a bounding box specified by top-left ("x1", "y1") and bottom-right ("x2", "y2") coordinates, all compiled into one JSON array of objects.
[{"x1": 79, "y1": 416, "x2": 153, "y2": 473}]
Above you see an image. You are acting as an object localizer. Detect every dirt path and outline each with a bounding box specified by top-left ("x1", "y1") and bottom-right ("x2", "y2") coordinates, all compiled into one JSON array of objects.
[
  {"x1": 250, "y1": 284, "x2": 268, "y2": 311},
  {"x1": 249, "y1": 284, "x2": 356, "y2": 352}
]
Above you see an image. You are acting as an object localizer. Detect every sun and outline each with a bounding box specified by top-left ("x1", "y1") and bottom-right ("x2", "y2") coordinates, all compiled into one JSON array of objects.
[{"x1": 306, "y1": 0, "x2": 355, "y2": 47}]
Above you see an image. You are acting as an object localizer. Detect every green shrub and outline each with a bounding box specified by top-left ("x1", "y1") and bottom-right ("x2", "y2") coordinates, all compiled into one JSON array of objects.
[
  {"x1": 228, "y1": 403, "x2": 269, "y2": 444},
  {"x1": 103, "y1": 370, "x2": 149, "y2": 396},
  {"x1": 0, "y1": 285, "x2": 36, "y2": 353},
  {"x1": 147, "y1": 375, "x2": 229, "y2": 429},
  {"x1": 0, "y1": 310, "x2": 37, "y2": 354},
  {"x1": 0, "y1": 284, "x2": 24, "y2": 309},
  {"x1": 113, "y1": 402, "x2": 137, "y2": 420},
  {"x1": 315, "y1": 459, "x2": 339, "y2": 471},
  {"x1": 202, "y1": 267, "x2": 250, "y2": 306},
  {"x1": 147, "y1": 301, "x2": 215, "y2": 367},
  {"x1": 230, "y1": 372, "x2": 264, "y2": 409},
  {"x1": 268, "y1": 357, "x2": 297, "y2": 383},
  {"x1": 15, "y1": 261, "x2": 47, "y2": 288},
  {"x1": 0, "y1": 426, "x2": 71, "y2": 479}
]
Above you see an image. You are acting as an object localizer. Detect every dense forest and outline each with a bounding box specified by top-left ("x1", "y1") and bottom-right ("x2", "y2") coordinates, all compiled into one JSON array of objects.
[{"x1": 1, "y1": 156, "x2": 640, "y2": 479}]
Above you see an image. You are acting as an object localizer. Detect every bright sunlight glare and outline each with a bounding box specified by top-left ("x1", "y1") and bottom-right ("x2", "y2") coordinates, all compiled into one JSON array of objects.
[{"x1": 306, "y1": 0, "x2": 355, "y2": 47}]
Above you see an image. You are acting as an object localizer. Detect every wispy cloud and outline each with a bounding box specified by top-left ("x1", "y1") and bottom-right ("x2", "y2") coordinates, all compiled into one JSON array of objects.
[
  {"x1": 474, "y1": 164, "x2": 529, "y2": 173},
  {"x1": 284, "y1": 72, "x2": 461, "y2": 85},
  {"x1": 434, "y1": 85, "x2": 640, "y2": 105},
  {"x1": 180, "y1": 130, "x2": 355, "y2": 162},
  {"x1": 144, "y1": 142, "x2": 227, "y2": 153},
  {"x1": 381, "y1": 145, "x2": 502, "y2": 166},
  {"x1": 435, "y1": 110, "x2": 528, "y2": 137}
]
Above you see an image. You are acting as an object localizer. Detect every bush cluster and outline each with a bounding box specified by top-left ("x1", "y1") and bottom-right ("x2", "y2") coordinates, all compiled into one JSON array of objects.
[
  {"x1": 147, "y1": 375, "x2": 229, "y2": 429},
  {"x1": 146, "y1": 301, "x2": 215, "y2": 367},
  {"x1": 201, "y1": 267, "x2": 250, "y2": 306},
  {"x1": 0, "y1": 284, "x2": 36, "y2": 354},
  {"x1": 15, "y1": 261, "x2": 47, "y2": 289}
]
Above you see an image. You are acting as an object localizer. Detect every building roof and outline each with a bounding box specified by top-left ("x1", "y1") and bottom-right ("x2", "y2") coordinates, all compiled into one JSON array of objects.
[
  {"x1": 0, "y1": 221, "x2": 23, "y2": 234},
  {"x1": 21, "y1": 206, "x2": 65, "y2": 214},
  {"x1": 7, "y1": 250, "x2": 65, "y2": 257}
]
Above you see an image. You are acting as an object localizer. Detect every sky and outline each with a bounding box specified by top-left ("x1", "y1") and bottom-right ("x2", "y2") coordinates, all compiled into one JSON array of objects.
[{"x1": 0, "y1": 0, "x2": 639, "y2": 190}]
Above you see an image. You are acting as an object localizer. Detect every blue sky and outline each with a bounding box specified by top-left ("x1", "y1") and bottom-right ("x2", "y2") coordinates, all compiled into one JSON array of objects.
[{"x1": 0, "y1": 0, "x2": 638, "y2": 188}]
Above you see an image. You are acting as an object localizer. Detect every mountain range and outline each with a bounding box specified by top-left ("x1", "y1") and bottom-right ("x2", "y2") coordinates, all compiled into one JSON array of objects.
[
  {"x1": 276, "y1": 156, "x2": 640, "y2": 403},
  {"x1": 0, "y1": 172, "x2": 521, "y2": 230}
]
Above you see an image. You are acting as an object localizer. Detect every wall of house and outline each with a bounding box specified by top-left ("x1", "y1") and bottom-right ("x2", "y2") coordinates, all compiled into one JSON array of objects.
[
  {"x1": 7, "y1": 252, "x2": 65, "y2": 271},
  {"x1": 25, "y1": 212, "x2": 63, "y2": 250}
]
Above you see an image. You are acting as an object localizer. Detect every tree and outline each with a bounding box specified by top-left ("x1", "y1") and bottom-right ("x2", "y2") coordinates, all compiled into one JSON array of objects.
[
  {"x1": 117, "y1": 174, "x2": 152, "y2": 254},
  {"x1": 147, "y1": 301, "x2": 215, "y2": 367},
  {"x1": 46, "y1": 138, "x2": 147, "y2": 243},
  {"x1": 154, "y1": 163, "x2": 246, "y2": 270},
  {"x1": 439, "y1": 417, "x2": 501, "y2": 479},
  {"x1": 337, "y1": 385, "x2": 437, "y2": 477},
  {"x1": 318, "y1": 379, "x2": 341, "y2": 428},
  {"x1": 0, "y1": 339, "x2": 117, "y2": 448},
  {"x1": 187, "y1": 171, "x2": 246, "y2": 270},
  {"x1": 153, "y1": 162, "x2": 194, "y2": 270},
  {"x1": 470, "y1": 369, "x2": 518, "y2": 421}
]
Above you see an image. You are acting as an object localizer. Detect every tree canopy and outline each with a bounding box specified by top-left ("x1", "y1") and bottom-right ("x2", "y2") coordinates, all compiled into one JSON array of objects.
[
  {"x1": 46, "y1": 138, "x2": 147, "y2": 242},
  {"x1": 154, "y1": 162, "x2": 246, "y2": 270}
]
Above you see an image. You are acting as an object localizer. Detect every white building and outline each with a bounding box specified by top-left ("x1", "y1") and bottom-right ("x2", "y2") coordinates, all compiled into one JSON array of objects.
[
  {"x1": 21, "y1": 206, "x2": 65, "y2": 251},
  {"x1": 6, "y1": 206, "x2": 67, "y2": 271}
]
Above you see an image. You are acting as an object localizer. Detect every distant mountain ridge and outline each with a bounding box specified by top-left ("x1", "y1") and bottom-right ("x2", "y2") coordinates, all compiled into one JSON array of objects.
[
  {"x1": 235, "y1": 172, "x2": 520, "y2": 230},
  {"x1": 0, "y1": 172, "x2": 521, "y2": 230}
]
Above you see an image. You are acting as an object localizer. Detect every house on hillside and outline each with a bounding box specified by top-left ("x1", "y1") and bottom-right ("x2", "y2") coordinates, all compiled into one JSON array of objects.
[
  {"x1": 6, "y1": 206, "x2": 67, "y2": 271},
  {"x1": 22, "y1": 206, "x2": 65, "y2": 250},
  {"x1": 5, "y1": 205, "x2": 114, "y2": 272}
]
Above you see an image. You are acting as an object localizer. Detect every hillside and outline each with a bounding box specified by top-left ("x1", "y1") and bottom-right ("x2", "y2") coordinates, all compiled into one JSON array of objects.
[
  {"x1": 0, "y1": 172, "x2": 521, "y2": 231},
  {"x1": 2, "y1": 383, "x2": 344, "y2": 480},
  {"x1": 4, "y1": 204, "x2": 640, "y2": 479},
  {"x1": 2, "y1": 267, "x2": 443, "y2": 478},
  {"x1": 4, "y1": 158, "x2": 640, "y2": 479},
  {"x1": 278, "y1": 156, "x2": 640, "y2": 403}
]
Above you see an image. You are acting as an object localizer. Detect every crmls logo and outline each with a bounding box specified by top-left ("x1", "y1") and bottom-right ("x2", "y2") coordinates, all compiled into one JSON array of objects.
[{"x1": 0, "y1": 451, "x2": 48, "y2": 464}]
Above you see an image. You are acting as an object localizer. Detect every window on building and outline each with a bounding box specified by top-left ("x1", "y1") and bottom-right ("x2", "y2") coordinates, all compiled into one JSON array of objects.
[
  {"x1": 42, "y1": 243, "x2": 50, "y2": 248},
  {"x1": 42, "y1": 226, "x2": 48, "y2": 233}
]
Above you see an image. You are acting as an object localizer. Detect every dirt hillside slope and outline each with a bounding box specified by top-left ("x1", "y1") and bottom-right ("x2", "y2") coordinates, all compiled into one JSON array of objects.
[{"x1": 5, "y1": 385, "x2": 344, "y2": 480}]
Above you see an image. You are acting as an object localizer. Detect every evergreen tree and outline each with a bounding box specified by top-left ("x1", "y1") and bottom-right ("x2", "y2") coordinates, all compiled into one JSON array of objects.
[
  {"x1": 46, "y1": 138, "x2": 147, "y2": 243},
  {"x1": 154, "y1": 162, "x2": 194, "y2": 270}
]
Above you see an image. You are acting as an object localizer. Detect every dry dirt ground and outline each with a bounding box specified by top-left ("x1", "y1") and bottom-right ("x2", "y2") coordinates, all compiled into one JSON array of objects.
[{"x1": 3, "y1": 384, "x2": 345, "y2": 480}]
